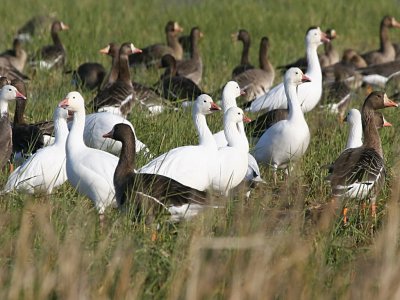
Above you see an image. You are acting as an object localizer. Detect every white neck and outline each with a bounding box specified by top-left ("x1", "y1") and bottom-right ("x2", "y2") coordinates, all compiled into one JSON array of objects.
[
  {"x1": 67, "y1": 110, "x2": 86, "y2": 154},
  {"x1": 345, "y1": 121, "x2": 363, "y2": 149},
  {"x1": 54, "y1": 117, "x2": 69, "y2": 145},
  {"x1": 305, "y1": 43, "x2": 322, "y2": 80},
  {"x1": 224, "y1": 121, "x2": 249, "y2": 152},
  {"x1": 222, "y1": 93, "x2": 237, "y2": 113},
  {"x1": 193, "y1": 112, "x2": 216, "y2": 148},
  {"x1": 286, "y1": 83, "x2": 305, "y2": 122},
  {"x1": 0, "y1": 100, "x2": 8, "y2": 117}
]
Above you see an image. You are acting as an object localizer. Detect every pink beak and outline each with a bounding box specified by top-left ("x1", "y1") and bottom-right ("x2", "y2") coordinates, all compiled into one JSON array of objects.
[
  {"x1": 15, "y1": 90, "x2": 26, "y2": 100},
  {"x1": 59, "y1": 98, "x2": 69, "y2": 108},
  {"x1": 133, "y1": 48, "x2": 142, "y2": 54},
  {"x1": 240, "y1": 89, "x2": 246, "y2": 96},
  {"x1": 210, "y1": 102, "x2": 221, "y2": 111},
  {"x1": 103, "y1": 131, "x2": 113, "y2": 138},
  {"x1": 302, "y1": 74, "x2": 311, "y2": 83},
  {"x1": 320, "y1": 31, "x2": 330, "y2": 43},
  {"x1": 243, "y1": 114, "x2": 252, "y2": 123},
  {"x1": 383, "y1": 120, "x2": 392, "y2": 127}
]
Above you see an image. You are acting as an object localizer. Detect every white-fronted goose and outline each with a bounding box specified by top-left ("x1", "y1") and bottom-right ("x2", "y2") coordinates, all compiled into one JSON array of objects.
[
  {"x1": 327, "y1": 91, "x2": 397, "y2": 216},
  {"x1": 157, "y1": 54, "x2": 205, "y2": 101},
  {"x1": 104, "y1": 123, "x2": 209, "y2": 221},
  {"x1": 233, "y1": 36, "x2": 275, "y2": 101},
  {"x1": 361, "y1": 16, "x2": 400, "y2": 65},
  {"x1": 91, "y1": 42, "x2": 142, "y2": 117},
  {"x1": 0, "y1": 85, "x2": 26, "y2": 170},
  {"x1": 0, "y1": 38, "x2": 28, "y2": 73},
  {"x1": 16, "y1": 14, "x2": 57, "y2": 41},
  {"x1": 253, "y1": 68, "x2": 311, "y2": 183},
  {"x1": 129, "y1": 21, "x2": 183, "y2": 68},
  {"x1": 175, "y1": 27, "x2": 203, "y2": 85},
  {"x1": 71, "y1": 62, "x2": 106, "y2": 91},
  {"x1": 231, "y1": 29, "x2": 254, "y2": 77},
  {"x1": 247, "y1": 27, "x2": 329, "y2": 114}
]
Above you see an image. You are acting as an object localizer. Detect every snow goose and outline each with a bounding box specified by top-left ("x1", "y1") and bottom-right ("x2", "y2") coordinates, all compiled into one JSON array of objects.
[
  {"x1": 104, "y1": 123, "x2": 210, "y2": 221},
  {"x1": 247, "y1": 27, "x2": 329, "y2": 114},
  {"x1": 59, "y1": 91, "x2": 118, "y2": 215},
  {"x1": 91, "y1": 42, "x2": 142, "y2": 117},
  {"x1": 175, "y1": 27, "x2": 203, "y2": 85},
  {"x1": 129, "y1": 21, "x2": 184, "y2": 68},
  {"x1": 231, "y1": 29, "x2": 254, "y2": 77},
  {"x1": 361, "y1": 16, "x2": 400, "y2": 65},
  {"x1": 0, "y1": 85, "x2": 26, "y2": 170},
  {"x1": 138, "y1": 94, "x2": 220, "y2": 191},
  {"x1": 4, "y1": 107, "x2": 69, "y2": 194},
  {"x1": 253, "y1": 68, "x2": 311, "y2": 183},
  {"x1": 233, "y1": 36, "x2": 275, "y2": 101},
  {"x1": 212, "y1": 106, "x2": 251, "y2": 194},
  {"x1": 32, "y1": 20, "x2": 69, "y2": 70},
  {"x1": 327, "y1": 91, "x2": 398, "y2": 217}
]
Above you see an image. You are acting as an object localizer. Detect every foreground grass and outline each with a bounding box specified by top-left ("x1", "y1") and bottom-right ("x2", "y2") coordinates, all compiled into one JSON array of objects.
[{"x1": 1, "y1": 0, "x2": 400, "y2": 298}]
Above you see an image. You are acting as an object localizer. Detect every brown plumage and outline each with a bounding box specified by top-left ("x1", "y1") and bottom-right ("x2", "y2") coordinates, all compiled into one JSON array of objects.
[
  {"x1": 245, "y1": 109, "x2": 288, "y2": 138},
  {"x1": 231, "y1": 29, "x2": 254, "y2": 77},
  {"x1": 0, "y1": 38, "x2": 28, "y2": 73},
  {"x1": 71, "y1": 63, "x2": 106, "y2": 91}
]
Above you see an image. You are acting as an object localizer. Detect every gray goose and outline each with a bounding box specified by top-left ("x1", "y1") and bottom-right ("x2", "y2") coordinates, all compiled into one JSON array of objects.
[
  {"x1": 361, "y1": 15, "x2": 400, "y2": 65},
  {"x1": 129, "y1": 21, "x2": 183, "y2": 68},
  {"x1": 103, "y1": 123, "x2": 209, "y2": 221},
  {"x1": 327, "y1": 91, "x2": 398, "y2": 218},
  {"x1": 175, "y1": 27, "x2": 203, "y2": 85},
  {"x1": 231, "y1": 29, "x2": 254, "y2": 77},
  {"x1": 91, "y1": 42, "x2": 142, "y2": 117},
  {"x1": 33, "y1": 20, "x2": 69, "y2": 69},
  {"x1": 0, "y1": 85, "x2": 26, "y2": 170},
  {"x1": 233, "y1": 36, "x2": 275, "y2": 101},
  {"x1": 0, "y1": 38, "x2": 28, "y2": 73}
]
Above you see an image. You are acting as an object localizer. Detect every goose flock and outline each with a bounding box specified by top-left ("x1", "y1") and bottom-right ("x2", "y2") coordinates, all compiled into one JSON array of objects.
[{"x1": 1, "y1": 14, "x2": 400, "y2": 223}]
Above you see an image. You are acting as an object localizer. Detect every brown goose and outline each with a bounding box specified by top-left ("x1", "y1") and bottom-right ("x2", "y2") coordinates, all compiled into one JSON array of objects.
[
  {"x1": 175, "y1": 27, "x2": 203, "y2": 85},
  {"x1": 0, "y1": 85, "x2": 26, "y2": 170},
  {"x1": 233, "y1": 36, "x2": 275, "y2": 101},
  {"x1": 16, "y1": 14, "x2": 57, "y2": 41},
  {"x1": 327, "y1": 91, "x2": 398, "y2": 217},
  {"x1": 361, "y1": 16, "x2": 400, "y2": 65},
  {"x1": 91, "y1": 42, "x2": 142, "y2": 116},
  {"x1": 103, "y1": 123, "x2": 209, "y2": 221},
  {"x1": 0, "y1": 38, "x2": 28, "y2": 73},
  {"x1": 319, "y1": 29, "x2": 339, "y2": 68},
  {"x1": 70, "y1": 62, "x2": 106, "y2": 91},
  {"x1": 99, "y1": 42, "x2": 120, "y2": 89},
  {"x1": 231, "y1": 29, "x2": 254, "y2": 77},
  {"x1": 129, "y1": 21, "x2": 183, "y2": 68},
  {"x1": 33, "y1": 20, "x2": 69, "y2": 69},
  {"x1": 157, "y1": 54, "x2": 205, "y2": 102}
]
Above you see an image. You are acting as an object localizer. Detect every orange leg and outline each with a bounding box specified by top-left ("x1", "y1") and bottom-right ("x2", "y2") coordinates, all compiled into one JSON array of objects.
[{"x1": 343, "y1": 207, "x2": 349, "y2": 225}]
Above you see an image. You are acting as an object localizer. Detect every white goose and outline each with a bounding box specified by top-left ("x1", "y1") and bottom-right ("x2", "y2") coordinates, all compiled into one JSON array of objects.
[
  {"x1": 139, "y1": 94, "x2": 221, "y2": 191},
  {"x1": 59, "y1": 91, "x2": 118, "y2": 215},
  {"x1": 253, "y1": 68, "x2": 311, "y2": 182},
  {"x1": 4, "y1": 107, "x2": 69, "y2": 194},
  {"x1": 247, "y1": 27, "x2": 329, "y2": 113},
  {"x1": 212, "y1": 106, "x2": 251, "y2": 194}
]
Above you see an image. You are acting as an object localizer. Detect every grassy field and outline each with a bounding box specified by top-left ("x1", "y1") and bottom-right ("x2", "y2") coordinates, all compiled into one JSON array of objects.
[{"x1": 1, "y1": 0, "x2": 400, "y2": 298}]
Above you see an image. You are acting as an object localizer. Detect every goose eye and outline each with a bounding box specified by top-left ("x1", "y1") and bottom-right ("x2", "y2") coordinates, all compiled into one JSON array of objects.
[
  {"x1": 73, "y1": 96, "x2": 76, "y2": 99},
  {"x1": 203, "y1": 100, "x2": 207, "y2": 103},
  {"x1": 8, "y1": 89, "x2": 11, "y2": 92}
]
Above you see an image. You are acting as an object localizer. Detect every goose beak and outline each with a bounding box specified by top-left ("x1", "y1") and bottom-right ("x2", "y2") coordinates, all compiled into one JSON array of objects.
[
  {"x1": 15, "y1": 90, "x2": 26, "y2": 100},
  {"x1": 133, "y1": 47, "x2": 142, "y2": 54},
  {"x1": 383, "y1": 94, "x2": 398, "y2": 107},
  {"x1": 240, "y1": 89, "x2": 246, "y2": 96},
  {"x1": 103, "y1": 130, "x2": 113, "y2": 138},
  {"x1": 392, "y1": 18, "x2": 400, "y2": 28},
  {"x1": 210, "y1": 102, "x2": 221, "y2": 111},
  {"x1": 243, "y1": 114, "x2": 252, "y2": 123},
  {"x1": 301, "y1": 74, "x2": 312, "y2": 83},
  {"x1": 320, "y1": 31, "x2": 330, "y2": 43},
  {"x1": 61, "y1": 22, "x2": 69, "y2": 30},
  {"x1": 59, "y1": 98, "x2": 69, "y2": 108},
  {"x1": 383, "y1": 120, "x2": 392, "y2": 127},
  {"x1": 99, "y1": 45, "x2": 110, "y2": 54}
]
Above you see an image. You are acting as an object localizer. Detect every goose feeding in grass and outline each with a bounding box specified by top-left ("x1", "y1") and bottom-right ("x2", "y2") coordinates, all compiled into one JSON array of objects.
[
  {"x1": 104, "y1": 123, "x2": 211, "y2": 222},
  {"x1": 231, "y1": 29, "x2": 254, "y2": 77},
  {"x1": 0, "y1": 85, "x2": 26, "y2": 170},
  {"x1": 70, "y1": 62, "x2": 106, "y2": 91},
  {"x1": 59, "y1": 91, "x2": 118, "y2": 215},
  {"x1": 253, "y1": 68, "x2": 311, "y2": 183},
  {"x1": 327, "y1": 91, "x2": 398, "y2": 217},
  {"x1": 4, "y1": 107, "x2": 69, "y2": 194},
  {"x1": 246, "y1": 27, "x2": 329, "y2": 114},
  {"x1": 139, "y1": 94, "x2": 221, "y2": 191}
]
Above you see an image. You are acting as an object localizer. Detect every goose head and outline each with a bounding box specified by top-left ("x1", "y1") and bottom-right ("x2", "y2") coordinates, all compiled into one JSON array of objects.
[
  {"x1": 224, "y1": 106, "x2": 251, "y2": 124},
  {"x1": 363, "y1": 91, "x2": 398, "y2": 110},
  {"x1": 166, "y1": 21, "x2": 184, "y2": 35},
  {"x1": 120, "y1": 42, "x2": 142, "y2": 55},
  {"x1": 58, "y1": 91, "x2": 85, "y2": 112},
  {"x1": 382, "y1": 16, "x2": 400, "y2": 28},
  {"x1": 99, "y1": 42, "x2": 119, "y2": 56},
  {"x1": 344, "y1": 109, "x2": 362, "y2": 127},
  {"x1": 103, "y1": 123, "x2": 133, "y2": 142},
  {"x1": 305, "y1": 27, "x2": 330, "y2": 48},
  {"x1": 223, "y1": 80, "x2": 245, "y2": 100},
  {"x1": 232, "y1": 29, "x2": 250, "y2": 43},
  {"x1": 193, "y1": 94, "x2": 221, "y2": 115},
  {"x1": 53, "y1": 105, "x2": 69, "y2": 121},
  {"x1": 284, "y1": 67, "x2": 311, "y2": 86},
  {"x1": 0, "y1": 85, "x2": 26, "y2": 102},
  {"x1": 52, "y1": 21, "x2": 69, "y2": 32},
  {"x1": 326, "y1": 28, "x2": 338, "y2": 40}
]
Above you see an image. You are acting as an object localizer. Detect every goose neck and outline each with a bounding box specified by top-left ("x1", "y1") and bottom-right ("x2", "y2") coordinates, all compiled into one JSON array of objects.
[
  {"x1": 285, "y1": 83, "x2": 304, "y2": 121},
  {"x1": 380, "y1": 24, "x2": 393, "y2": 55},
  {"x1": 362, "y1": 107, "x2": 383, "y2": 157},
  {"x1": 51, "y1": 31, "x2": 62, "y2": 48},
  {"x1": 53, "y1": 117, "x2": 69, "y2": 145},
  {"x1": 222, "y1": 94, "x2": 237, "y2": 113},
  {"x1": 345, "y1": 121, "x2": 363, "y2": 149},
  {"x1": 0, "y1": 99, "x2": 8, "y2": 117},
  {"x1": 116, "y1": 133, "x2": 136, "y2": 181},
  {"x1": 241, "y1": 40, "x2": 251, "y2": 65},
  {"x1": 118, "y1": 54, "x2": 132, "y2": 86},
  {"x1": 224, "y1": 121, "x2": 248, "y2": 152},
  {"x1": 13, "y1": 99, "x2": 26, "y2": 125},
  {"x1": 190, "y1": 34, "x2": 200, "y2": 59},
  {"x1": 67, "y1": 110, "x2": 86, "y2": 150},
  {"x1": 306, "y1": 43, "x2": 321, "y2": 78},
  {"x1": 193, "y1": 112, "x2": 215, "y2": 147},
  {"x1": 108, "y1": 52, "x2": 120, "y2": 85}
]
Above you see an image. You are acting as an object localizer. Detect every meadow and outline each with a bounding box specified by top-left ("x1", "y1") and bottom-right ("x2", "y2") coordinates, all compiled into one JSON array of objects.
[{"x1": 1, "y1": 0, "x2": 400, "y2": 298}]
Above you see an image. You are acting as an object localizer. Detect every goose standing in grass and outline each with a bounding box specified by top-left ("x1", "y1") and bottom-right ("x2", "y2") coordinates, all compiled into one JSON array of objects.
[
  {"x1": 327, "y1": 91, "x2": 398, "y2": 217},
  {"x1": 3, "y1": 107, "x2": 69, "y2": 194},
  {"x1": 231, "y1": 29, "x2": 254, "y2": 77},
  {"x1": 0, "y1": 85, "x2": 26, "y2": 170},
  {"x1": 253, "y1": 68, "x2": 311, "y2": 183},
  {"x1": 233, "y1": 36, "x2": 275, "y2": 101},
  {"x1": 59, "y1": 91, "x2": 118, "y2": 215},
  {"x1": 104, "y1": 123, "x2": 210, "y2": 221},
  {"x1": 32, "y1": 20, "x2": 69, "y2": 70},
  {"x1": 139, "y1": 94, "x2": 221, "y2": 191},
  {"x1": 247, "y1": 27, "x2": 329, "y2": 114}
]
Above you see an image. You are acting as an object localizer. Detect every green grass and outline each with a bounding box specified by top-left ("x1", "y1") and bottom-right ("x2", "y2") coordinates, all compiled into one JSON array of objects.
[{"x1": 1, "y1": 0, "x2": 400, "y2": 298}]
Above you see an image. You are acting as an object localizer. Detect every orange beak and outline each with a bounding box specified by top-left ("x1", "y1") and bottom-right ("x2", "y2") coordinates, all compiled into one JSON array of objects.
[
  {"x1": 383, "y1": 94, "x2": 398, "y2": 107},
  {"x1": 61, "y1": 22, "x2": 69, "y2": 30},
  {"x1": 99, "y1": 45, "x2": 110, "y2": 54}
]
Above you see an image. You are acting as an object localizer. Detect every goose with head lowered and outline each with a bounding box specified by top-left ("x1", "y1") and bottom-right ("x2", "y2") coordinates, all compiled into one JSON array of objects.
[
  {"x1": 327, "y1": 91, "x2": 398, "y2": 217},
  {"x1": 253, "y1": 68, "x2": 311, "y2": 183},
  {"x1": 246, "y1": 27, "x2": 329, "y2": 114},
  {"x1": 139, "y1": 94, "x2": 221, "y2": 191},
  {"x1": 59, "y1": 91, "x2": 118, "y2": 215},
  {"x1": 0, "y1": 85, "x2": 26, "y2": 170},
  {"x1": 104, "y1": 123, "x2": 211, "y2": 222},
  {"x1": 3, "y1": 107, "x2": 69, "y2": 194}
]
